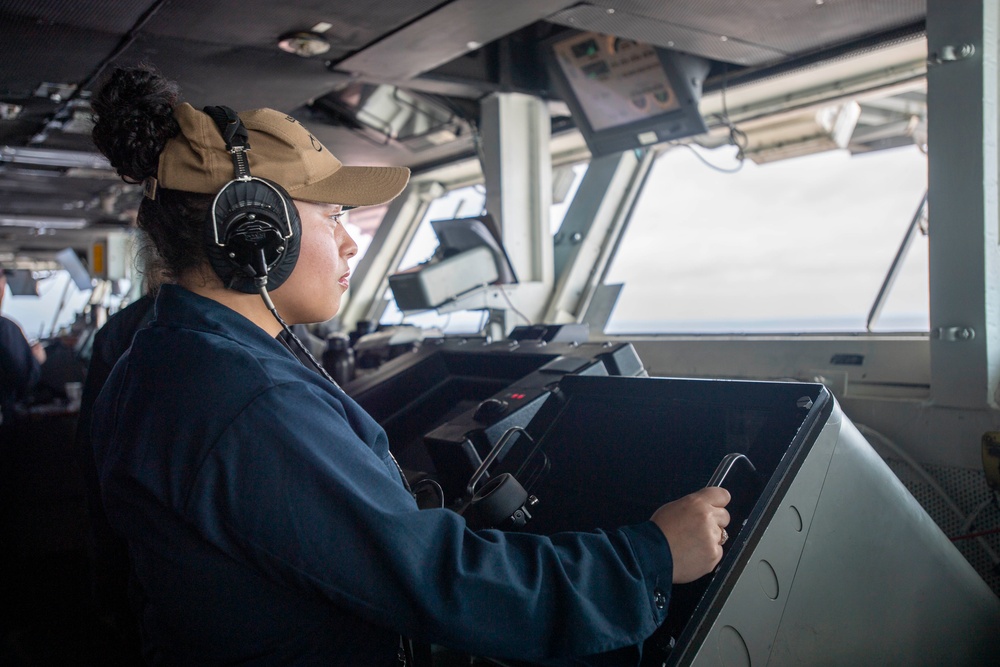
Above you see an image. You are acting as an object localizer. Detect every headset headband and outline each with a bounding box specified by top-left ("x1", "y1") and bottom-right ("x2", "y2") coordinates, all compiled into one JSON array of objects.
[{"x1": 203, "y1": 105, "x2": 252, "y2": 180}]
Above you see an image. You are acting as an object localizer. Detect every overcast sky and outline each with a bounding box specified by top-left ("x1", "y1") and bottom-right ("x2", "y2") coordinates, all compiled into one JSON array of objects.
[{"x1": 604, "y1": 143, "x2": 928, "y2": 333}]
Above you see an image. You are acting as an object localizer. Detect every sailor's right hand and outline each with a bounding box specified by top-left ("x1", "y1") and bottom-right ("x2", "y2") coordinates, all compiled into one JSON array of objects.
[{"x1": 650, "y1": 487, "x2": 731, "y2": 583}]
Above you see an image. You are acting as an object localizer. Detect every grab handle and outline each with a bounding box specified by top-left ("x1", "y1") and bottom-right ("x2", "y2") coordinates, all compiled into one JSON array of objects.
[{"x1": 707, "y1": 453, "x2": 756, "y2": 488}]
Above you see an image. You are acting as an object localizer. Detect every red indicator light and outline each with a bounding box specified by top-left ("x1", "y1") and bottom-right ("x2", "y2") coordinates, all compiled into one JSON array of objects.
[{"x1": 510, "y1": 393, "x2": 526, "y2": 400}]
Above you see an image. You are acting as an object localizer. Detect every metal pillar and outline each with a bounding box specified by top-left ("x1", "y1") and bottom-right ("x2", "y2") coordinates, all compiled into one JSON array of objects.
[
  {"x1": 545, "y1": 150, "x2": 654, "y2": 324},
  {"x1": 927, "y1": 0, "x2": 1000, "y2": 408},
  {"x1": 480, "y1": 92, "x2": 554, "y2": 287}
]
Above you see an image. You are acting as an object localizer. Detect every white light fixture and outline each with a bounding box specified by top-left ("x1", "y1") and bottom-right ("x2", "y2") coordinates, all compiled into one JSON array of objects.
[
  {"x1": 0, "y1": 215, "x2": 88, "y2": 229},
  {"x1": 0, "y1": 146, "x2": 111, "y2": 169},
  {"x1": 278, "y1": 31, "x2": 332, "y2": 57},
  {"x1": 0, "y1": 102, "x2": 23, "y2": 120}
]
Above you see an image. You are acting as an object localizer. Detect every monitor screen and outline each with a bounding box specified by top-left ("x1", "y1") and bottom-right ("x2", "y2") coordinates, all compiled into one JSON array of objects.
[{"x1": 547, "y1": 31, "x2": 711, "y2": 156}]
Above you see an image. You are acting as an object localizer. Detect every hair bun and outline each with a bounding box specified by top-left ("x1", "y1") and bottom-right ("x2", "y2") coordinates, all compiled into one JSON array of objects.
[{"x1": 91, "y1": 65, "x2": 181, "y2": 183}]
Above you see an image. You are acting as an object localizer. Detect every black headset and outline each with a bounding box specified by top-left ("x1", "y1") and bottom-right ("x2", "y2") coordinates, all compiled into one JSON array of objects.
[{"x1": 203, "y1": 105, "x2": 301, "y2": 294}]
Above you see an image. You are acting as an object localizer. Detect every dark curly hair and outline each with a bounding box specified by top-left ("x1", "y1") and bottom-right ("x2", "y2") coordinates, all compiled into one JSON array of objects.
[{"x1": 91, "y1": 65, "x2": 213, "y2": 281}]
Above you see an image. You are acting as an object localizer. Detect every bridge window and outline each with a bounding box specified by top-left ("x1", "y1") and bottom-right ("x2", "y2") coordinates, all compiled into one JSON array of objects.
[{"x1": 603, "y1": 135, "x2": 928, "y2": 334}]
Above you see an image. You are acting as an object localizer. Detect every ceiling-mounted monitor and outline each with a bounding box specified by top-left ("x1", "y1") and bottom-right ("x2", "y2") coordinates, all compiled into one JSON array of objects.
[{"x1": 546, "y1": 30, "x2": 711, "y2": 157}]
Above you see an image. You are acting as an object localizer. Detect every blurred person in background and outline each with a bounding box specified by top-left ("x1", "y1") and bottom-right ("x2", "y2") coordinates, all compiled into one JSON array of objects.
[{"x1": 0, "y1": 263, "x2": 46, "y2": 430}]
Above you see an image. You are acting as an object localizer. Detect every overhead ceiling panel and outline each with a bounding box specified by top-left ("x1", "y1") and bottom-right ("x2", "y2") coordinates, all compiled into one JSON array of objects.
[
  {"x1": 547, "y1": 0, "x2": 925, "y2": 67},
  {"x1": 613, "y1": 0, "x2": 925, "y2": 54},
  {"x1": 333, "y1": 0, "x2": 578, "y2": 80},
  {"x1": 547, "y1": 4, "x2": 786, "y2": 67},
  {"x1": 0, "y1": 0, "x2": 153, "y2": 35},
  {"x1": 144, "y1": 0, "x2": 446, "y2": 59},
  {"x1": 95, "y1": 34, "x2": 341, "y2": 112},
  {"x1": 0, "y1": 15, "x2": 123, "y2": 95}
]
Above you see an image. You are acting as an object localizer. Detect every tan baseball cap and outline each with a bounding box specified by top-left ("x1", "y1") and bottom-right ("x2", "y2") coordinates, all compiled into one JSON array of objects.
[{"x1": 155, "y1": 103, "x2": 410, "y2": 207}]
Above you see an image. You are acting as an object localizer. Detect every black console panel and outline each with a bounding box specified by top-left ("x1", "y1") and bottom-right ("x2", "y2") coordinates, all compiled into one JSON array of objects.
[{"x1": 343, "y1": 338, "x2": 646, "y2": 502}]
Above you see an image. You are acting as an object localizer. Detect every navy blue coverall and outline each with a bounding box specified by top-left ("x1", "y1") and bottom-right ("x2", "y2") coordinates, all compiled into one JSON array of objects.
[{"x1": 92, "y1": 284, "x2": 673, "y2": 665}]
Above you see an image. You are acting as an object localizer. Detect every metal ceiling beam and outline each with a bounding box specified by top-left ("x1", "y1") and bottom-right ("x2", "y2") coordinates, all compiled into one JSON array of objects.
[{"x1": 0, "y1": 146, "x2": 111, "y2": 170}]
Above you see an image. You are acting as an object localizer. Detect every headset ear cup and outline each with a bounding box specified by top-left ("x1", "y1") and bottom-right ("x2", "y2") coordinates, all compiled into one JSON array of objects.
[{"x1": 206, "y1": 178, "x2": 301, "y2": 294}]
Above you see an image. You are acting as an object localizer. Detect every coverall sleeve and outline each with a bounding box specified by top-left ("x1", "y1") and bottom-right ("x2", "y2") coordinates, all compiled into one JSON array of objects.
[{"x1": 185, "y1": 381, "x2": 674, "y2": 663}]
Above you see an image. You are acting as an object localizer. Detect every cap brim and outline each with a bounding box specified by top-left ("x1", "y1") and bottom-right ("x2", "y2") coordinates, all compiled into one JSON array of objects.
[{"x1": 285, "y1": 164, "x2": 410, "y2": 208}]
